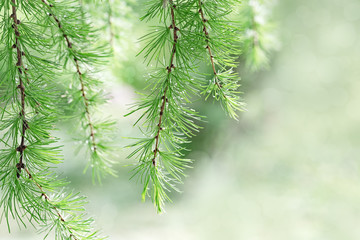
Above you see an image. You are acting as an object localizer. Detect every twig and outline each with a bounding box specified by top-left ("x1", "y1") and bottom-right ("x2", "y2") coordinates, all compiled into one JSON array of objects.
[
  {"x1": 152, "y1": 1, "x2": 178, "y2": 166},
  {"x1": 198, "y1": 0, "x2": 224, "y2": 91},
  {"x1": 11, "y1": 0, "x2": 28, "y2": 178},
  {"x1": 41, "y1": 0, "x2": 97, "y2": 153}
]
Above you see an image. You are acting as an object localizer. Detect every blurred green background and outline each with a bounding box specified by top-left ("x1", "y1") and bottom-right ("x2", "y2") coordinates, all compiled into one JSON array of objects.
[{"x1": 2, "y1": 0, "x2": 360, "y2": 239}]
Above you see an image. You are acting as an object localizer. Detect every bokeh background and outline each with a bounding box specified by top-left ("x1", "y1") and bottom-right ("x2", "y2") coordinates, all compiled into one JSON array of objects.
[{"x1": 2, "y1": 0, "x2": 360, "y2": 239}]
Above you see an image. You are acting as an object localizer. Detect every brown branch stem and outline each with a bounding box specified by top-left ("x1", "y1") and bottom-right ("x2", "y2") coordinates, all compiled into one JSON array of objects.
[
  {"x1": 41, "y1": 0, "x2": 97, "y2": 152},
  {"x1": 198, "y1": 0, "x2": 223, "y2": 90},
  {"x1": 11, "y1": 0, "x2": 27, "y2": 178},
  {"x1": 152, "y1": 2, "x2": 178, "y2": 166}
]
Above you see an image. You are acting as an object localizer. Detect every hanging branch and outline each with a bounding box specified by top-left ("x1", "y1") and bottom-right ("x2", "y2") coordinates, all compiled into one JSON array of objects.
[
  {"x1": 40, "y1": 0, "x2": 116, "y2": 182},
  {"x1": 127, "y1": 0, "x2": 202, "y2": 212},
  {"x1": 196, "y1": 0, "x2": 244, "y2": 119},
  {"x1": 126, "y1": 0, "x2": 251, "y2": 212},
  {"x1": 42, "y1": 0, "x2": 98, "y2": 154},
  {"x1": 152, "y1": 2, "x2": 178, "y2": 167},
  {"x1": 198, "y1": 0, "x2": 223, "y2": 90},
  {"x1": 10, "y1": 0, "x2": 27, "y2": 178},
  {"x1": 23, "y1": 167, "x2": 79, "y2": 240}
]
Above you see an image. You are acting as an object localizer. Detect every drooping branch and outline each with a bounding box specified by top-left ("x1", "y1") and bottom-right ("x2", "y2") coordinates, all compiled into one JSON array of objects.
[
  {"x1": 9, "y1": 3, "x2": 83, "y2": 239},
  {"x1": 197, "y1": 0, "x2": 244, "y2": 119},
  {"x1": 41, "y1": 0, "x2": 97, "y2": 153},
  {"x1": 11, "y1": 0, "x2": 28, "y2": 178},
  {"x1": 198, "y1": 0, "x2": 223, "y2": 90},
  {"x1": 152, "y1": 1, "x2": 178, "y2": 166},
  {"x1": 24, "y1": 168, "x2": 79, "y2": 240}
]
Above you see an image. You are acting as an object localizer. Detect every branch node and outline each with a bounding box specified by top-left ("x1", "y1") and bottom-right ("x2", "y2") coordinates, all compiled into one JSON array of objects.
[{"x1": 16, "y1": 145, "x2": 27, "y2": 152}]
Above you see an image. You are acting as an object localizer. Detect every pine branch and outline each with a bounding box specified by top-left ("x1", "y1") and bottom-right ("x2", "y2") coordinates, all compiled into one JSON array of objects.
[
  {"x1": 198, "y1": 0, "x2": 223, "y2": 90},
  {"x1": 40, "y1": 0, "x2": 116, "y2": 182},
  {"x1": 42, "y1": 0, "x2": 98, "y2": 156},
  {"x1": 127, "y1": 0, "x2": 203, "y2": 212},
  {"x1": 10, "y1": 0, "x2": 27, "y2": 178},
  {"x1": 152, "y1": 1, "x2": 178, "y2": 167},
  {"x1": 23, "y1": 167, "x2": 79, "y2": 240},
  {"x1": 196, "y1": 0, "x2": 244, "y2": 119}
]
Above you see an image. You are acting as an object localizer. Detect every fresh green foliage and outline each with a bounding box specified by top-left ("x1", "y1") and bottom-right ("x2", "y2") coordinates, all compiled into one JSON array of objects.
[
  {"x1": 126, "y1": 0, "x2": 203, "y2": 212},
  {"x1": 190, "y1": 0, "x2": 245, "y2": 119},
  {"x1": 44, "y1": 0, "x2": 117, "y2": 182},
  {"x1": 126, "y1": 0, "x2": 249, "y2": 212}
]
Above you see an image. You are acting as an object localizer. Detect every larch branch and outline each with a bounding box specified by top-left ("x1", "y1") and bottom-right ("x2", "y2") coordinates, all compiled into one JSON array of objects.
[
  {"x1": 41, "y1": 0, "x2": 97, "y2": 153},
  {"x1": 24, "y1": 168, "x2": 79, "y2": 240},
  {"x1": 152, "y1": 1, "x2": 178, "y2": 166},
  {"x1": 11, "y1": 0, "x2": 28, "y2": 178},
  {"x1": 198, "y1": 0, "x2": 224, "y2": 91}
]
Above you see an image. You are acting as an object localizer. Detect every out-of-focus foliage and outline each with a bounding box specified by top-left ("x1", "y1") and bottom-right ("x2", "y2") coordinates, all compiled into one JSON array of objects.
[{"x1": 238, "y1": 0, "x2": 278, "y2": 71}]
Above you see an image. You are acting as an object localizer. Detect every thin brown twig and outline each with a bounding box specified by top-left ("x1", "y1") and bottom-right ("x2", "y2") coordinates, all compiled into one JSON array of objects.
[
  {"x1": 24, "y1": 168, "x2": 79, "y2": 240},
  {"x1": 198, "y1": 0, "x2": 223, "y2": 91},
  {"x1": 11, "y1": 0, "x2": 28, "y2": 178},
  {"x1": 152, "y1": 1, "x2": 178, "y2": 166},
  {"x1": 41, "y1": 0, "x2": 97, "y2": 153}
]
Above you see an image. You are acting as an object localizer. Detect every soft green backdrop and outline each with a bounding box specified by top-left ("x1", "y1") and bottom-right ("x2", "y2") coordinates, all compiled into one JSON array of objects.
[{"x1": 2, "y1": 0, "x2": 360, "y2": 239}]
